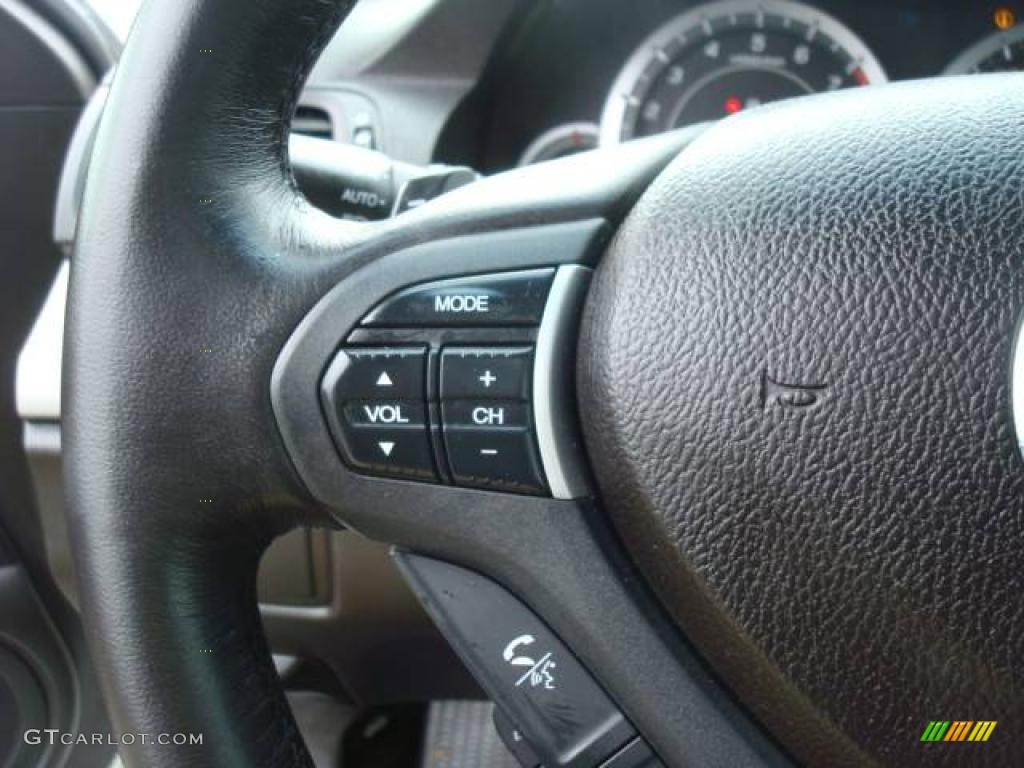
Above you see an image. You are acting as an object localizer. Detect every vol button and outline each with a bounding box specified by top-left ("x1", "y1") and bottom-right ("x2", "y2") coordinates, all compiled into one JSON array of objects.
[
  {"x1": 344, "y1": 401, "x2": 426, "y2": 427},
  {"x1": 324, "y1": 347, "x2": 427, "y2": 401},
  {"x1": 321, "y1": 347, "x2": 436, "y2": 480},
  {"x1": 342, "y1": 426, "x2": 437, "y2": 480},
  {"x1": 333, "y1": 401, "x2": 433, "y2": 479}
]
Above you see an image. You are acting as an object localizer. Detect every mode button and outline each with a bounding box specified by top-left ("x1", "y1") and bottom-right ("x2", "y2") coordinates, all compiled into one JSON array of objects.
[{"x1": 362, "y1": 269, "x2": 555, "y2": 327}]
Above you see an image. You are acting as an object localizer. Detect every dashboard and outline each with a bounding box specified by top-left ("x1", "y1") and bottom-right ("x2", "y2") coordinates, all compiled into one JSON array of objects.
[{"x1": 449, "y1": 0, "x2": 1024, "y2": 172}]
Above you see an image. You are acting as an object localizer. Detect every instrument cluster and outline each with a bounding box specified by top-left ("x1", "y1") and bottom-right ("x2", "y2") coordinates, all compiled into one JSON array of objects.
[{"x1": 464, "y1": 0, "x2": 1024, "y2": 170}]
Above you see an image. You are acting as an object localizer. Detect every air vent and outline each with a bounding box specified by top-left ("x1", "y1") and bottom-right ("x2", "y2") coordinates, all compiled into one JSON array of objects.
[{"x1": 292, "y1": 106, "x2": 333, "y2": 139}]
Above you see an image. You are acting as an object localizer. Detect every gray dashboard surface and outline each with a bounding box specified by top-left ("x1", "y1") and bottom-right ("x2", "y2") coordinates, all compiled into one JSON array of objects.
[{"x1": 309, "y1": 0, "x2": 521, "y2": 164}]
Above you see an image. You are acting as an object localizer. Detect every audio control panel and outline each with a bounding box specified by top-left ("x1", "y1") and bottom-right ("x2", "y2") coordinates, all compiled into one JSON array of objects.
[{"x1": 319, "y1": 267, "x2": 589, "y2": 497}]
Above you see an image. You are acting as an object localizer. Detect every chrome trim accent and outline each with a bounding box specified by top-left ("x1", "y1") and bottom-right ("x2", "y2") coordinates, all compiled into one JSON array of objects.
[
  {"x1": 1013, "y1": 320, "x2": 1024, "y2": 457},
  {"x1": 518, "y1": 121, "x2": 599, "y2": 167},
  {"x1": 944, "y1": 24, "x2": 1024, "y2": 74},
  {"x1": 53, "y1": 81, "x2": 109, "y2": 248},
  {"x1": 534, "y1": 265, "x2": 592, "y2": 499},
  {"x1": 598, "y1": 0, "x2": 888, "y2": 146}
]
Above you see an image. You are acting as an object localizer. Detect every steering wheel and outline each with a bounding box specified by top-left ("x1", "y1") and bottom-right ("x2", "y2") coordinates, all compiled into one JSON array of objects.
[{"x1": 64, "y1": 0, "x2": 1024, "y2": 766}]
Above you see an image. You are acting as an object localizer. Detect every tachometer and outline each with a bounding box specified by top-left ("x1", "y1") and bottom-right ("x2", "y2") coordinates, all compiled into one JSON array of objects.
[
  {"x1": 945, "y1": 24, "x2": 1024, "y2": 74},
  {"x1": 599, "y1": 0, "x2": 886, "y2": 144},
  {"x1": 519, "y1": 123, "x2": 600, "y2": 166}
]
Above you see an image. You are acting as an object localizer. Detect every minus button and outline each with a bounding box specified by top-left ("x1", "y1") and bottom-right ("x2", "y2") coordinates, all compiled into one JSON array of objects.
[{"x1": 443, "y1": 428, "x2": 547, "y2": 495}]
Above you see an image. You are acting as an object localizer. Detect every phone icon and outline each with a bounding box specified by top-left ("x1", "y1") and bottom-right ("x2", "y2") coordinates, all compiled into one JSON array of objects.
[{"x1": 502, "y1": 634, "x2": 537, "y2": 668}]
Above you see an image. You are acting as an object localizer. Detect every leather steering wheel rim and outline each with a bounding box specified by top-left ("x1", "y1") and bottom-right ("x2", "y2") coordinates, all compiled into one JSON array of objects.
[{"x1": 65, "y1": 1, "x2": 361, "y2": 764}]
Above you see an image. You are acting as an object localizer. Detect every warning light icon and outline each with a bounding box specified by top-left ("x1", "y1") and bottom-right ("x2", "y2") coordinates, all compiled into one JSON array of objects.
[{"x1": 994, "y1": 7, "x2": 1015, "y2": 30}]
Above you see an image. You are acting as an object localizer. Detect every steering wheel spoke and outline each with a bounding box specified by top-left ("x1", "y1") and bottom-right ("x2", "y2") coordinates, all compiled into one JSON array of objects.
[{"x1": 65, "y1": 0, "x2": 708, "y2": 754}]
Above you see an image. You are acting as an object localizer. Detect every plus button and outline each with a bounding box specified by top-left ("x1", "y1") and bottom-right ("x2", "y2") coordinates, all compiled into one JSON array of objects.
[{"x1": 479, "y1": 370, "x2": 497, "y2": 388}]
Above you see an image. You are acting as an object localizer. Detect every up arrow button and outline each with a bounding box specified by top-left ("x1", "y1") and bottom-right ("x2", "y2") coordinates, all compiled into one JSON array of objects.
[{"x1": 322, "y1": 347, "x2": 426, "y2": 400}]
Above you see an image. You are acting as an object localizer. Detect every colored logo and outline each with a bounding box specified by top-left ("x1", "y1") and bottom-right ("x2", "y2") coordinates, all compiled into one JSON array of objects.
[{"x1": 920, "y1": 721, "x2": 996, "y2": 742}]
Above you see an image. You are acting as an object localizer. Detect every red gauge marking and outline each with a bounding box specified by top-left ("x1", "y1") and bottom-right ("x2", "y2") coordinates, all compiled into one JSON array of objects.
[
  {"x1": 853, "y1": 67, "x2": 869, "y2": 86},
  {"x1": 724, "y1": 96, "x2": 743, "y2": 114}
]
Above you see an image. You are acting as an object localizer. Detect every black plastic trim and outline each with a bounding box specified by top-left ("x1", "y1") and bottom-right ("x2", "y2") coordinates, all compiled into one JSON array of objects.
[{"x1": 271, "y1": 216, "x2": 792, "y2": 767}]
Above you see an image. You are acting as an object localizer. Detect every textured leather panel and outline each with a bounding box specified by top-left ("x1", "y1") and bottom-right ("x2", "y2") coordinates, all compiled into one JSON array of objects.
[
  {"x1": 64, "y1": 0, "x2": 359, "y2": 765},
  {"x1": 579, "y1": 76, "x2": 1024, "y2": 768}
]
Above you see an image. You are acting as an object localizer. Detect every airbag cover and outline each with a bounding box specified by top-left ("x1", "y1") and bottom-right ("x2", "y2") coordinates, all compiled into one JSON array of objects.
[{"x1": 578, "y1": 76, "x2": 1024, "y2": 767}]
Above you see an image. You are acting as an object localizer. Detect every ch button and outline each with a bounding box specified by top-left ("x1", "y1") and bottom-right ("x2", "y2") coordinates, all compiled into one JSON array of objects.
[
  {"x1": 441, "y1": 347, "x2": 533, "y2": 400},
  {"x1": 441, "y1": 347, "x2": 546, "y2": 495}
]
